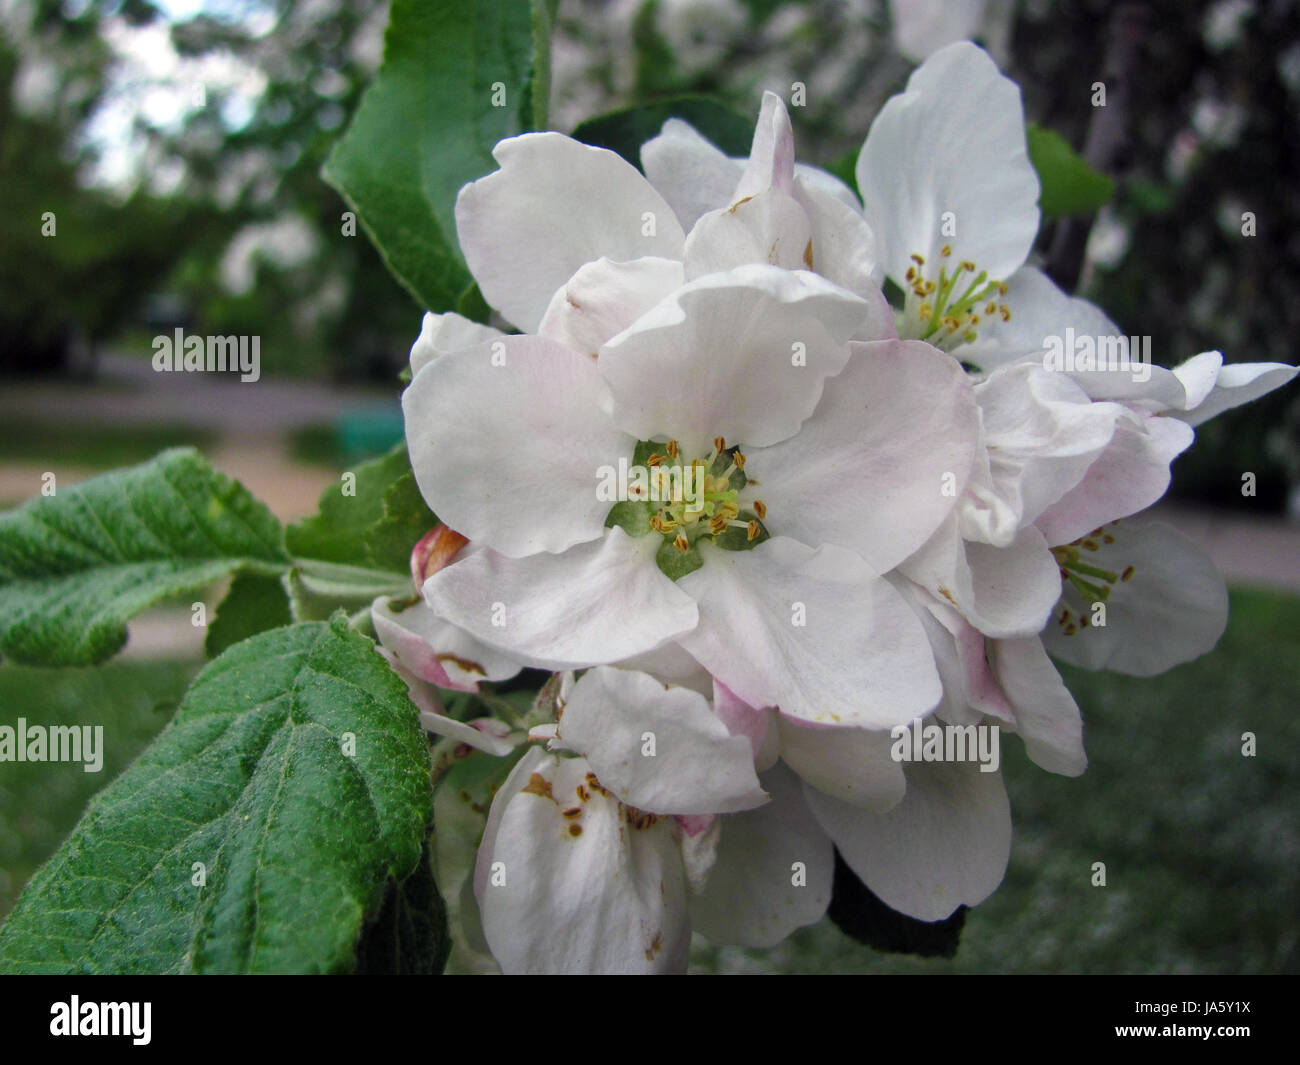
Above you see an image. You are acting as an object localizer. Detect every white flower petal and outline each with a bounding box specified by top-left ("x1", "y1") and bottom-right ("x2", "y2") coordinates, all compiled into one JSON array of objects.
[
  {"x1": 973, "y1": 361, "x2": 1123, "y2": 528},
  {"x1": 1042, "y1": 519, "x2": 1228, "y2": 677},
  {"x1": 477, "y1": 753, "x2": 691, "y2": 973},
  {"x1": 641, "y1": 117, "x2": 742, "y2": 231},
  {"x1": 734, "y1": 91, "x2": 796, "y2": 199},
  {"x1": 557, "y1": 666, "x2": 768, "y2": 815},
  {"x1": 456, "y1": 132, "x2": 686, "y2": 332},
  {"x1": 855, "y1": 41, "x2": 1039, "y2": 286},
  {"x1": 793, "y1": 174, "x2": 885, "y2": 299},
  {"x1": 424, "y1": 528, "x2": 699, "y2": 670},
  {"x1": 689, "y1": 763, "x2": 834, "y2": 947},
  {"x1": 958, "y1": 266, "x2": 1132, "y2": 378},
  {"x1": 404, "y1": 334, "x2": 633, "y2": 558},
  {"x1": 1033, "y1": 412, "x2": 1195, "y2": 547},
  {"x1": 777, "y1": 715, "x2": 904, "y2": 811},
  {"x1": 410, "y1": 311, "x2": 503, "y2": 376},
  {"x1": 538, "y1": 256, "x2": 685, "y2": 356},
  {"x1": 989, "y1": 635, "x2": 1086, "y2": 776},
  {"x1": 599, "y1": 263, "x2": 869, "y2": 454},
  {"x1": 1170, "y1": 351, "x2": 1223, "y2": 410},
  {"x1": 749, "y1": 337, "x2": 978, "y2": 573},
  {"x1": 806, "y1": 758, "x2": 1011, "y2": 922},
  {"x1": 902, "y1": 515, "x2": 1061, "y2": 638},
  {"x1": 678, "y1": 537, "x2": 942, "y2": 728},
  {"x1": 1177, "y1": 359, "x2": 1299, "y2": 427},
  {"x1": 682, "y1": 187, "x2": 813, "y2": 280}
]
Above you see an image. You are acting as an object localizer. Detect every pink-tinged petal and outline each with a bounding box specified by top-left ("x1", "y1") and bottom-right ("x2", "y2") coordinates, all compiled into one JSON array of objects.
[
  {"x1": 903, "y1": 581, "x2": 1014, "y2": 724},
  {"x1": 989, "y1": 635, "x2": 1086, "y2": 776},
  {"x1": 689, "y1": 763, "x2": 833, "y2": 947},
  {"x1": 424, "y1": 527, "x2": 699, "y2": 671},
  {"x1": 455, "y1": 132, "x2": 686, "y2": 332},
  {"x1": 1033, "y1": 412, "x2": 1195, "y2": 547},
  {"x1": 856, "y1": 41, "x2": 1039, "y2": 286},
  {"x1": 734, "y1": 91, "x2": 796, "y2": 200},
  {"x1": 902, "y1": 515, "x2": 1061, "y2": 638},
  {"x1": 409, "y1": 311, "x2": 503, "y2": 376},
  {"x1": 641, "y1": 117, "x2": 742, "y2": 231},
  {"x1": 1043, "y1": 519, "x2": 1228, "y2": 677},
  {"x1": 557, "y1": 666, "x2": 768, "y2": 815},
  {"x1": 1177, "y1": 359, "x2": 1298, "y2": 427},
  {"x1": 678, "y1": 537, "x2": 942, "y2": 729},
  {"x1": 410, "y1": 524, "x2": 468, "y2": 589},
  {"x1": 477, "y1": 753, "x2": 691, "y2": 974},
  {"x1": 404, "y1": 334, "x2": 632, "y2": 558},
  {"x1": 376, "y1": 646, "x2": 520, "y2": 756},
  {"x1": 777, "y1": 716, "x2": 904, "y2": 812},
  {"x1": 538, "y1": 256, "x2": 685, "y2": 356},
  {"x1": 713, "y1": 678, "x2": 779, "y2": 771},
  {"x1": 806, "y1": 758, "x2": 1011, "y2": 922},
  {"x1": 599, "y1": 263, "x2": 869, "y2": 455},
  {"x1": 372, "y1": 594, "x2": 522, "y2": 692}
]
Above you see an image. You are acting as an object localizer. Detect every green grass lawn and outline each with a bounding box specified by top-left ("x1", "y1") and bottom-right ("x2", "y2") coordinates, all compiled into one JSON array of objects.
[{"x1": 2, "y1": 587, "x2": 1297, "y2": 972}]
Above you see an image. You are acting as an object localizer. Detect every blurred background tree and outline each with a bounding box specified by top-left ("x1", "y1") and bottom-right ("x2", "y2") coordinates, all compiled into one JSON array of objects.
[{"x1": 1, "y1": 0, "x2": 1295, "y2": 505}]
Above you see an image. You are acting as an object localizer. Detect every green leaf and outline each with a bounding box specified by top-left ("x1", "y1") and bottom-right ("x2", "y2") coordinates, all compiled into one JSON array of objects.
[
  {"x1": 285, "y1": 562, "x2": 409, "y2": 622},
  {"x1": 0, "y1": 448, "x2": 287, "y2": 667},
  {"x1": 204, "y1": 573, "x2": 292, "y2": 657},
  {"x1": 826, "y1": 148, "x2": 861, "y2": 203},
  {"x1": 286, "y1": 445, "x2": 433, "y2": 573},
  {"x1": 571, "y1": 95, "x2": 755, "y2": 171},
  {"x1": 322, "y1": 0, "x2": 548, "y2": 312},
  {"x1": 364, "y1": 469, "x2": 438, "y2": 574},
  {"x1": 0, "y1": 618, "x2": 436, "y2": 974},
  {"x1": 1026, "y1": 124, "x2": 1116, "y2": 218},
  {"x1": 354, "y1": 836, "x2": 450, "y2": 975}
]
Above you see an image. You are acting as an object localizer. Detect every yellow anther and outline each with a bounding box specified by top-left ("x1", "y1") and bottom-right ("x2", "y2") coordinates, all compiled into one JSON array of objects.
[
  {"x1": 941, "y1": 244, "x2": 952, "y2": 257},
  {"x1": 646, "y1": 453, "x2": 665, "y2": 467},
  {"x1": 960, "y1": 260, "x2": 976, "y2": 273},
  {"x1": 999, "y1": 305, "x2": 1011, "y2": 322},
  {"x1": 713, "y1": 436, "x2": 726, "y2": 453},
  {"x1": 911, "y1": 253, "x2": 925, "y2": 265},
  {"x1": 666, "y1": 440, "x2": 679, "y2": 458},
  {"x1": 752, "y1": 499, "x2": 767, "y2": 520},
  {"x1": 746, "y1": 520, "x2": 761, "y2": 541},
  {"x1": 733, "y1": 451, "x2": 746, "y2": 470},
  {"x1": 985, "y1": 301, "x2": 997, "y2": 314},
  {"x1": 673, "y1": 533, "x2": 690, "y2": 553}
]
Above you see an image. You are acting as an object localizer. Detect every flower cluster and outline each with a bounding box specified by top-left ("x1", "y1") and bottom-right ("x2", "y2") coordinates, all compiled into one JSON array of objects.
[{"x1": 380, "y1": 42, "x2": 1296, "y2": 972}]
